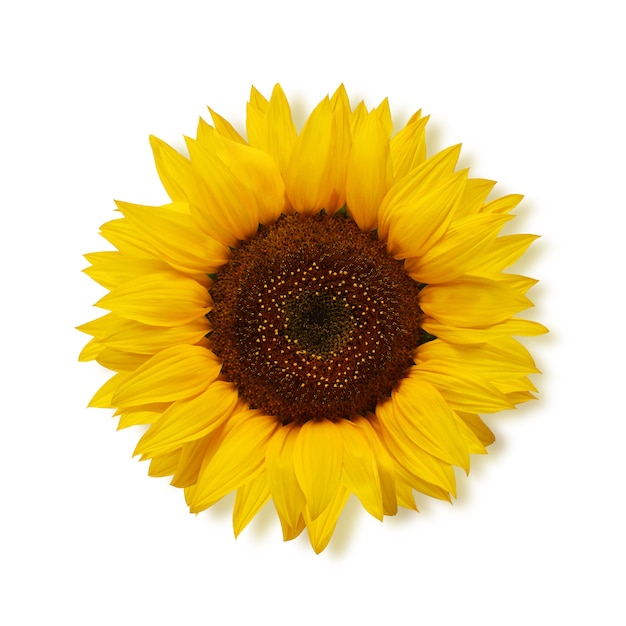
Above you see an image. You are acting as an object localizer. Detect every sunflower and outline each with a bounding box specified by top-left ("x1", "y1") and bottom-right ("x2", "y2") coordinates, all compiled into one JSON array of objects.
[{"x1": 79, "y1": 85, "x2": 546, "y2": 553}]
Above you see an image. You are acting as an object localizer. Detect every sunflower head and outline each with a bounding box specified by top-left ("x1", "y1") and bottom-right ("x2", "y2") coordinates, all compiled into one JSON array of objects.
[{"x1": 79, "y1": 84, "x2": 546, "y2": 553}]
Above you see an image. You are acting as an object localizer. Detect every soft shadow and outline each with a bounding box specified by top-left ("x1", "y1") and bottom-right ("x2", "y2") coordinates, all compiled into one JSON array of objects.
[
  {"x1": 203, "y1": 491, "x2": 236, "y2": 521},
  {"x1": 322, "y1": 495, "x2": 366, "y2": 559},
  {"x1": 424, "y1": 119, "x2": 445, "y2": 156},
  {"x1": 245, "y1": 500, "x2": 278, "y2": 540},
  {"x1": 289, "y1": 95, "x2": 312, "y2": 132}
]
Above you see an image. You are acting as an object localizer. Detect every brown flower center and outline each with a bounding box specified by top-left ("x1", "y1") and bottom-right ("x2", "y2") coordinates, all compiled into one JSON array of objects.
[{"x1": 208, "y1": 213, "x2": 422, "y2": 424}]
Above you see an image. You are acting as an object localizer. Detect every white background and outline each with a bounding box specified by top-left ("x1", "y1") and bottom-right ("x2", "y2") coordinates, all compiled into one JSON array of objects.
[{"x1": 2, "y1": 1, "x2": 624, "y2": 624}]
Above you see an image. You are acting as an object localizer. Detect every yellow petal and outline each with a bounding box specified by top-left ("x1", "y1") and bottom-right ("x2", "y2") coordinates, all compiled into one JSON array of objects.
[
  {"x1": 345, "y1": 111, "x2": 392, "y2": 231},
  {"x1": 472, "y1": 235, "x2": 538, "y2": 275},
  {"x1": 213, "y1": 133, "x2": 286, "y2": 225},
  {"x1": 83, "y1": 251, "x2": 172, "y2": 290},
  {"x1": 189, "y1": 411, "x2": 279, "y2": 512},
  {"x1": 488, "y1": 273, "x2": 538, "y2": 294},
  {"x1": 374, "y1": 400, "x2": 457, "y2": 495},
  {"x1": 390, "y1": 143, "x2": 461, "y2": 205},
  {"x1": 395, "y1": 479, "x2": 419, "y2": 511},
  {"x1": 409, "y1": 362, "x2": 513, "y2": 413},
  {"x1": 78, "y1": 337, "x2": 103, "y2": 362},
  {"x1": 354, "y1": 416, "x2": 398, "y2": 516},
  {"x1": 98, "y1": 219, "x2": 160, "y2": 260},
  {"x1": 419, "y1": 276, "x2": 533, "y2": 328},
  {"x1": 195, "y1": 117, "x2": 218, "y2": 152},
  {"x1": 265, "y1": 423, "x2": 306, "y2": 530},
  {"x1": 350, "y1": 100, "x2": 367, "y2": 131},
  {"x1": 186, "y1": 138, "x2": 260, "y2": 242},
  {"x1": 304, "y1": 484, "x2": 349, "y2": 554},
  {"x1": 116, "y1": 201, "x2": 230, "y2": 274},
  {"x1": 369, "y1": 414, "x2": 451, "y2": 504},
  {"x1": 489, "y1": 336, "x2": 542, "y2": 368},
  {"x1": 116, "y1": 401, "x2": 185, "y2": 418},
  {"x1": 79, "y1": 314, "x2": 145, "y2": 352},
  {"x1": 374, "y1": 97, "x2": 393, "y2": 137},
  {"x1": 451, "y1": 415, "x2": 487, "y2": 456},
  {"x1": 208, "y1": 107, "x2": 246, "y2": 144},
  {"x1": 186, "y1": 119, "x2": 245, "y2": 239},
  {"x1": 293, "y1": 419, "x2": 343, "y2": 521},
  {"x1": 285, "y1": 96, "x2": 350, "y2": 214},
  {"x1": 96, "y1": 348, "x2": 150, "y2": 372},
  {"x1": 171, "y1": 436, "x2": 213, "y2": 488},
  {"x1": 149, "y1": 135, "x2": 201, "y2": 207},
  {"x1": 389, "y1": 112, "x2": 428, "y2": 181},
  {"x1": 453, "y1": 178, "x2": 497, "y2": 218},
  {"x1": 279, "y1": 514, "x2": 306, "y2": 542},
  {"x1": 134, "y1": 380, "x2": 237, "y2": 458},
  {"x1": 95, "y1": 270, "x2": 211, "y2": 326},
  {"x1": 505, "y1": 391, "x2": 536, "y2": 405},
  {"x1": 421, "y1": 316, "x2": 548, "y2": 344},
  {"x1": 233, "y1": 470, "x2": 271, "y2": 537},
  {"x1": 176, "y1": 400, "x2": 250, "y2": 490},
  {"x1": 392, "y1": 457, "x2": 452, "y2": 502},
  {"x1": 148, "y1": 449, "x2": 181, "y2": 478},
  {"x1": 405, "y1": 213, "x2": 513, "y2": 283},
  {"x1": 330, "y1": 84, "x2": 351, "y2": 116},
  {"x1": 494, "y1": 375, "x2": 538, "y2": 395},
  {"x1": 481, "y1": 193, "x2": 524, "y2": 214},
  {"x1": 417, "y1": 336, "x2": 540, "y2": 377},
  {"x1": 379, "y1": 161, "x2": 467, "y2": 258},
  {"x1": 88, "y1": 371, "x2": 130, "y2": 408},
  {"x1": 112, "y1": 345, "x2": 221, "y2": 407},
  {"x1": 456, "y1": 412, "x2": 495, "y2": 447},
  {"x1": 86, "y1": 316, "x2": 209, "y2": 355},
  {"x1": 246, "y1": 86, "x2": 270, "y2": 148},
  {"x1": 117, "y1": 409, "x2": 160, "y2": 430},
  {"x1": 336, "y1": 419, "x2": 383, "y2": 520},
  {"x1": 250, "y1": 83, "x2": 296, "y2": 176},
  {"x1": 327, "y1": 90, "x2": 352, "y2": 212},
  {"x1": 390, "y1": 376, "x2": 471, "y2": 472}
]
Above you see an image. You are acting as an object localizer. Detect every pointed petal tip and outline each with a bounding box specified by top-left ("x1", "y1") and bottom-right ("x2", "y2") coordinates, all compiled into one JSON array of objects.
[{"x1": 148, "y1": 134, "x2": 164, "y2": 150}]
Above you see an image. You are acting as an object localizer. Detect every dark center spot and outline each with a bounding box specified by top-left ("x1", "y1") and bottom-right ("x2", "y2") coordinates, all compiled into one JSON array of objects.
[
  {"x1": 208, "y1": 213, "x2": 422, "y2": 424},
  {"x1": 284, "y1": 291, "x2": 355, "y2": 358}
]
